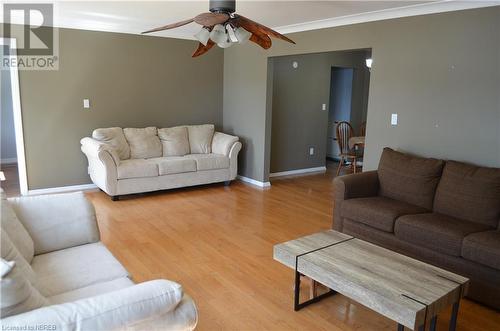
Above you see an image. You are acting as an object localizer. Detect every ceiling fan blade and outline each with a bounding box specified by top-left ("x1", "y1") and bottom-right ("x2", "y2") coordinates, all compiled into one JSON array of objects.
[
  {"x1": 192, "y1": 40, "x2": 216, "y2": 57},
  {"x1": 233, "y1": 15, "x2": 295, "y2": 44},
  {"x1": 194, "y1": 12, "x2": 229, "y2": 27},
  {"x1": 249, "y1": 34, "x2": 272, "y2": 50},
  {"x1": 142, "y1": 18, "x2": 194, "y2": 34}
]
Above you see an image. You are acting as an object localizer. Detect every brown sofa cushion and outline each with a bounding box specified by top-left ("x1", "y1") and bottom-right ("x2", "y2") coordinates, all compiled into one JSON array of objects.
[
  {"x1": 340, "y1": 197, "x2": 427, "y2": 233},
  {"x1": 462, "y1": 231, "x2": 500, "y2": 270},
  {"x1": 378, "y1": 148, "x2": 444, "y2": 210},
  {"x1": 433, "y1": 161, "x2": 500, "y2": 228},
  {"x1": 395, "y1": 213, "x2": 492, "y2": 256}
]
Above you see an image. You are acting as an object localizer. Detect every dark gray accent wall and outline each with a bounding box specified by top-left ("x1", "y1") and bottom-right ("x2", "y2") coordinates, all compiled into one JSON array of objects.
[
  {"x1": 270, "y1": 50, "x2": 370, "y2": 173},
  {"x1": 14, "y1": 27, "x2": 223, "y2": 189},
  {"x1": 223, "y1": 7, "x2": 500, "y2": 182}
]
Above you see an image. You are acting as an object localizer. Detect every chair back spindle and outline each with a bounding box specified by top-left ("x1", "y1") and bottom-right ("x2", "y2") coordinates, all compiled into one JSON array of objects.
[{"x1": 336, "y1": 121, "x2": 354, "y2": 155}]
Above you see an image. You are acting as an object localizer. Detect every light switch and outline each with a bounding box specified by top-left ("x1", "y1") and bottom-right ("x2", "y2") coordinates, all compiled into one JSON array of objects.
[
  {"x1": 391, "y1": 113, "x2": 398, "y2": 126},
  {"x1": 309, "y1": 147, "x2": 315, "y2": 156},
  {"x1": 83, "y1": 99, "x2": 90, "y2": 109},
  {"x1": 322, "y1": 104, "x2": 327, "y2": 111}
]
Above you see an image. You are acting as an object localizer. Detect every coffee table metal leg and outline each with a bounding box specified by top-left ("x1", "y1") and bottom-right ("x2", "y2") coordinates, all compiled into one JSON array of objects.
[
  {"x1": 397, "y1": 323, "x2": 404, "y2": 331},
  {"x1": 294, "y1": 271, "x2": 336, "y2": 311},
  {"x1": 449, "y1": 301, "x2": 460, "y2": 331},
  {"x1": 430, "y1": 316, "x2": 437, "y2": 331}
]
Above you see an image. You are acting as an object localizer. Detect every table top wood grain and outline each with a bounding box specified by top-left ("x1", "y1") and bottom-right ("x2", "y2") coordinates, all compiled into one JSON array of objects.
[{"x1": 274, "y1": 230, "x2": 469, "y2": 330}]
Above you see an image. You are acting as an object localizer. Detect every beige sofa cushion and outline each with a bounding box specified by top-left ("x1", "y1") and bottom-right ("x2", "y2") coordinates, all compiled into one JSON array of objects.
[
  {"x1": 92, "y1": 127, "x2": 130, "y2": 160},
  {"x1": 152, "y1": 157, "x2": 197, "y2": 176},
  {"x1": 158, "y1": 126, "x2": 190, "y2": 156},
  {"x1": 378, "y1": 148, "x2": 444, "y2": 209},
  {"x1": 187, "y1": 124, "x2": 215, "y2": 154},
  {"x1": 186, "y1": 154, "x2": 230, "y2": 171},
  {"x1": 0, "y1": 259, "x2": 48, "y2": 318},
  {"x1": 117, "y1": 159, "x2": 159, "y2": 179},
  {"x1": 124, "y1": 127, "x2": 162, "y2": 159},
  {"x1": 31, "y1": 242, "x2": 129, "y2": 297},
  {"x1": 1, "y1": 199, "x2": 34, "y2": 263}
]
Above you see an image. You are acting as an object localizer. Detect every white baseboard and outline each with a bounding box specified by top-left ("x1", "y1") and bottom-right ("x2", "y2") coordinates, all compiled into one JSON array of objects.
[
  {"x1": 1, "y1": 157, "x2": 18, "y2": 164},
  {"x1": 27, "y1": 183, "x2": 98, "y2": 196},
  {"x1": 269, "y1": 166, "x2": 327, "y2": 178},
  {"x1": 237, "y1": 175, "x2": 271, "y2": 188}
]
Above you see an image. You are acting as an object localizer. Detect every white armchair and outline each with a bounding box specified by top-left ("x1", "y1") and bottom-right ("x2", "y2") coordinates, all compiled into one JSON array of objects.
[{"x1": 0, "y1": 190, "x2": 198, "y2": 330}]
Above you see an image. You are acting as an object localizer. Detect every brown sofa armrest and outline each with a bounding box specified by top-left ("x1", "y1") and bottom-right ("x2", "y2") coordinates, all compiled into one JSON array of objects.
[{"x1": 333, "y1": 171, "x2": 379, "y2": 231}]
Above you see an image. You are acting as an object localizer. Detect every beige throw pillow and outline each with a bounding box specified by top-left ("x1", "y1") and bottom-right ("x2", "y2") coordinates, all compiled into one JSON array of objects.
[
  {"x1": 1, "y1": 199, "x2": 34, "y2": 263},
  {"x1": 158, "y1": 126, "x2": 190, "y2": 156},
  {"x1": 124, "y1": 127, "x2": 162, "y2": 159},
  {"x1": 0, "y1": 259, "x2": 48, "y2": 318},
  {"x1": 187, "y1": 124, "x2": 215, "y2": 154},
  {"x1": 92, "y1": 127, "x2": 130, "y2": 160}
]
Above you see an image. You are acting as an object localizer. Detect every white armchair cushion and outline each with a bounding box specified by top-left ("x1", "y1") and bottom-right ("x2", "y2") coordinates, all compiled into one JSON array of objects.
[
  {"x1": 93, "y1": 127, "x2": 131, "y2": 160},
  {"x1": 8, "y1": 192, "x2": 100, "y2": 255},
  {"x1": 1, "y1": 199, "x2": 34, "y2": 263},
  {"x1": 1, "y1": 232, "x2": 37, "y2": 287},
  {"x1": 1, "y1": 280, "x2": 184, "y2": 331},
  {"x1": 124, "y1": 127, "x2": 162, "y2": 159},
  {"x1": 31, "y1": 242, "x2": 129, "y2": 297},
  {"x1": 187, "y1": 124, "x2": 215, "y2": 154},
  {"x1": 212, "y1": 132, "x2": 239, "y2": 156},
  {"x1": 1, "y1": 259, "x2": 48, "y2": 318},
  {"x1": 158, "y1": 126, "x2": 190, "y2": 156}
]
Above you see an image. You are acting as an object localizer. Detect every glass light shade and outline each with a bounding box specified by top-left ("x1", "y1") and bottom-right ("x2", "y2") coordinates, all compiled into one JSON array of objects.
[
  {"x1": 194, "y1": 27, "x2": 210, "y2": 46},
  {"x1": 217, "y1": 39, "x2": 233, "y2": 48},
  {"x1": 210, "y1": 24, "x2": 227, "y2": 44},
  {"x1": 226, "y1": 25, "x2": 238, "y2": 43},
  {"x1": 235, "y1": 27, "x2": 251, "y2": 44},
  {"x1": 365, "y1": 58, "x2": 373, "y2": 68}
]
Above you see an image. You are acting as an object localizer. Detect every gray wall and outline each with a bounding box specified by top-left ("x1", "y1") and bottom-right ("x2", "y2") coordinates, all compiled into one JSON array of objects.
[
  {"x1": 270, "y1": 50, "x2": 370, "y2": 173},
  {"x1": 223, "y1": 7, "x2": 500, "y2": 182},
  {"x1": 16, "y1": 28, "x2": 223, "y2": 189},
  {"x1": 1, "y1": 49, "x2": 17, "y2": 163}
]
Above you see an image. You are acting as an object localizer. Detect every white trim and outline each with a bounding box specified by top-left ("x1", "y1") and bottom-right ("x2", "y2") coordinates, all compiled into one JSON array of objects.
[
  {"x1": 275, "y1": 1, "x2": 500, "y2": 35},
  {"x1": 1, "y1": 38, "x2": 29, "y2": 196},
  {"x1": 1, "y1": 158, "x2": 18, "y2": 164},
  {"x1": 27, "y1": 183, "x2": 98, "y2": 196},
  {"x1": 237, "y1": 175, "x2": 271, "y2": 188},
  {"x1": 269, "y1": 166, "x2": 327, "y2": 178}
]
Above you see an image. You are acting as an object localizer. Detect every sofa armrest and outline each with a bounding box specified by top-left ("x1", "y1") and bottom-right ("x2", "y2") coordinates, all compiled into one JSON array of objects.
[
  {"x1": 0, "y1": 280, "x2": 197, "y2": 331},
  {"x1": 81, "y1": 137, "x2": 119, "y2": 196},
  {"x1": 212, "y1": 132, "x2": 239, "y2": 156},
  {"x1": 8, "y1": 192, "x2": 100, "y2": 255},
  {"x1": 333, "y1": 171, "x2": 379, "y2": 231}
]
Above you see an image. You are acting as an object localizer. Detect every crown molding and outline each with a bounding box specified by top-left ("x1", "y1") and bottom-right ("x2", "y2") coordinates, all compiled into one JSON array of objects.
[{"x1": 275, "y1": 1, "x2": 500, "y2": 35}]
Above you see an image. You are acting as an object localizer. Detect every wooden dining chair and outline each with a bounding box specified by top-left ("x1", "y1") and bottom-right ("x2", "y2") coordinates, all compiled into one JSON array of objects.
[
  {"x1": 360, "y1": 121, "x2": 366, "y2": 136},
  {"x1": 336, "y1": 121, "x2": 361, "y2": 176}
]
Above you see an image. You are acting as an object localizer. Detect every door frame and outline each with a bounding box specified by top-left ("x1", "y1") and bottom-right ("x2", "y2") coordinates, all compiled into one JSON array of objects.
[{"x1": 1, "y1": 38, "x2": 28, "y2": 195}]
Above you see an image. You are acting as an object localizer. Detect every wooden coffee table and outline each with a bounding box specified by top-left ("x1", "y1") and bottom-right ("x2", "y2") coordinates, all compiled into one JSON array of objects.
[{"x1": 274, "y1": 230, "x2": 469, "y2": 331}]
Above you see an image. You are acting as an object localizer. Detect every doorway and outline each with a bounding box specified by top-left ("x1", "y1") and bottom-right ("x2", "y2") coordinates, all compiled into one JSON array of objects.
[{"x1": 327, "y1": 67, "x2": 354, "y2": 160}]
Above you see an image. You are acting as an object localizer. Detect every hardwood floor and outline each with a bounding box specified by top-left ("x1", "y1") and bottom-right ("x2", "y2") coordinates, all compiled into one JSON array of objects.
[{"x1": 85, "y1": 164, "x2": 499, "y2": 331}]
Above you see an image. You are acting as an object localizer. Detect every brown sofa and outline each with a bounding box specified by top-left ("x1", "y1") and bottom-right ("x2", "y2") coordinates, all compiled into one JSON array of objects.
[{"x1": 333, "y1": 148, "x2": 500, "y2": 309}]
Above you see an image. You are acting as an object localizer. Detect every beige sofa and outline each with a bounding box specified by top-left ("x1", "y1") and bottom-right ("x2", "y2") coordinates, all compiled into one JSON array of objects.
[
  {"x1": 81, "y1": 124, "x2": 241, "y2": 200},
  {"x1": 0, "y1": 189, "x2": 197, "y2": 330}
]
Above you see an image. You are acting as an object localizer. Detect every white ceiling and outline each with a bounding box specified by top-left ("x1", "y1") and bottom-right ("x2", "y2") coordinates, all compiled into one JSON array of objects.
[{"x1": 4, "y1": 1, "x2": 499, "y2": 40}]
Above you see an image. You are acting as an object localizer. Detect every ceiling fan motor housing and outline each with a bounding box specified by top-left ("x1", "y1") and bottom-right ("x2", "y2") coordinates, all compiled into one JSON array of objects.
[{"x1": 209, "y1": 0, "x2": 236, "y2": 14}]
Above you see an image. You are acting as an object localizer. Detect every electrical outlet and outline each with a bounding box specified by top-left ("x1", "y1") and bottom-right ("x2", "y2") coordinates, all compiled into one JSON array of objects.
[
  {"x1": 309, "y1": 147, "x2": 315, "y2": 156},
  {"x1": 83, "y1": 99, "x2": 90, "y2": 109},
  {"x1": 322, "y1": 104, "x2": 327, "y2": 111}
]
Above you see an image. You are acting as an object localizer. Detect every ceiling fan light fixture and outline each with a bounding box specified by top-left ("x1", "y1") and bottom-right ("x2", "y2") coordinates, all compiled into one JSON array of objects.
[
  {"x1": 234, "y1": 27, "x2": 251, "y2": 44},
  {"x1": 226, "y1": 24, "x2": 239, "y2": 43},
  {"x1": 217, "y1": 39, "x2": 233, "y2": 48},
  {"x1": 194, "y1": 27, "x2": 211, "y2": 46},
  {"x1": 210, "y1": 24, "x2": 227, "y2": 44}
]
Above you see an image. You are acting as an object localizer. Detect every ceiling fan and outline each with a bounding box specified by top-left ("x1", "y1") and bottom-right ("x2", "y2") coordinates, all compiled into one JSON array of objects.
[{"x1": 142, "y1": 0, "x2": 295, "y2": 57}]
